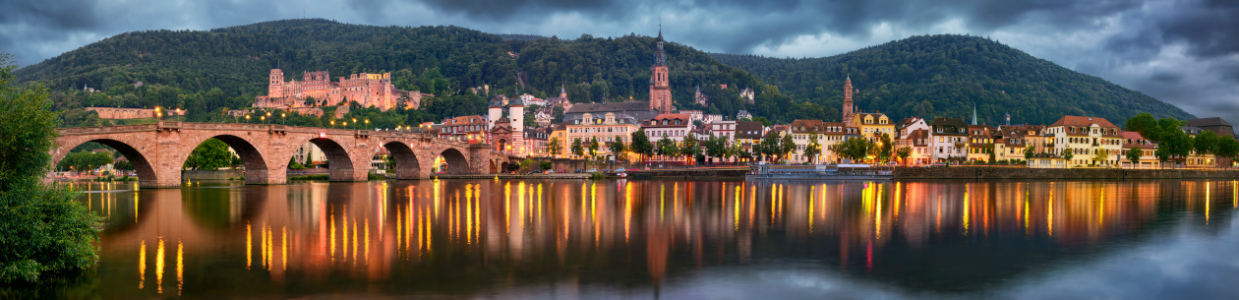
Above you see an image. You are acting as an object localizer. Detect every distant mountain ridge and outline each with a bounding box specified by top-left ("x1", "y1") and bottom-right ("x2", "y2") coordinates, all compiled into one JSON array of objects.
[
  {"x1": 710, "y1": 34, "x2": 1194, "y2": 125},
  {"x1": 15, "y1": 19, "x2": 1193, "y2": 126}
]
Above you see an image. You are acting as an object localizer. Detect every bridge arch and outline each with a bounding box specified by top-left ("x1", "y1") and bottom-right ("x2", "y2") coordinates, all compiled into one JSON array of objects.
[
  {"x1": 176, "y1": 134, "x2": 272, "y2": 185},
  {"x1": 53, "y1": 138, "x2": 159, "y2": 187},
  {"x1": 382, "y1": 141, "x2": 421, "y2": 179},
  {"x1": 439, "y1": 148, "x2": 470, "y2": 174},
  {"x1": 308, "y1": 137, "x2": 359, "y2": 181}
]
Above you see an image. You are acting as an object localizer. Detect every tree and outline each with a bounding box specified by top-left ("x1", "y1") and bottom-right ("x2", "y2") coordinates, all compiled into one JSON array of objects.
[
  {"x1": 1125, "y1": 113, "x2": 1161, "y2": 140},
  {"x1": 287, "y1": 156, "x2": 305, "y2": 170},
  {"x1": 878, "y1": 133, "x2": 894, "y2": 163},
  {"x1": 988, "y1": 144, "x2": 997, "y2": 164},
  {"x1": 681, "y1": 133, "x2": 701, "y2": 163},
  {"x1": 804, "y1": 134, "x2": 822, "y2": 164},
  {"x1": 1, "y1": 54, "x2": 101, "y2": 282},
  {"x1": 759, "y1": 133, "x2": 781, "y2": 162},
  {"x1": 304, "y1": 153, "x2": 314, "y2": 168},
  {"x1": 571, "y1": 138, "x2": 585, "y2": 158},
  {"x1": 656, "y1": 134, "x2": 679, "y2": 160},
  {"x1": 703, "y1": 134, "x2": 721, "y2": 161},
  {"x1": 184, "y1": 138, "x2": 238, "y2": 170},
  {"x1": 1024, "y1": 144, "x2": 1035, "y2": 160},
  {"x1": 588, "y1": 137, "x2": 600, "y2": 159},
  {"x1": 630, "y1": 130, "x2": 654, "y2": 161},
  {"x1": 780, "y1": 133, "x2": 795, "y2": 161},
  {"x1": 1092, "y1": 149, "x2": 1108, "y2": 166},
  {"x1": 1193, "y1": 130, "x2": 1219, "y2": 155},
  {"x1": 836, "y1": 137, "x2": 872, "y2": 162},
  {"x1": 519, "y1": 158, "x2": 537, "y2": 172},
  {"x1": 1126, "y1": 147, "x2": 1142, "y2": 167},
  {"x1": 608, "y1": 137, "x2": 626, "y2": 160},
  {"x1": 1061, "y1": 148, "x2": 1074, "y2": 166},
  {"x1": 1216, "y1": 138, "x2": 1239, "y2": 164},
  {"x1": 548, "y1": 137, "x2": 561, "y2": 156},
  {"x1": 896, "y1": 146, "x2": 912, "y2": 166}
]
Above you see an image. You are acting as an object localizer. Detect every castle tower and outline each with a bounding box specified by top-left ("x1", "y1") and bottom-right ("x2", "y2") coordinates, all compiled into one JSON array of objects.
[
  {"x1": 487, "y1": 99, "x2": 503, "y2": 131},
  {"x1": 649, "y1": 26, "x2": 673, "y2": 114},
  {"x1": 269, "y1": 69, "x2": 285, "y2": 98},
  {"x1": 1004, "y1": 112, "x2": 1011, "y2": 126},
  {"x1": 510, "y1": 97, "x2": 525, "y2": 133},
  {"x1": 842, "y1": 76, "x2": 853, "y2": 122}
]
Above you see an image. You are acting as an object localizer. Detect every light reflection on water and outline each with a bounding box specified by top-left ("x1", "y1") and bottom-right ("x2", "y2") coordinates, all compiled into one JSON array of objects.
[{"x1": 46, "y1": 179, "x2": 1239, "y2": 298}]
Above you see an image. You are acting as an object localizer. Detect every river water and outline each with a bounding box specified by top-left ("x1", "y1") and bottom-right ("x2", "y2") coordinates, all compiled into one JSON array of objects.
[{"x1": 26, "y1": 179, "x2": 1239, "y2": 298}]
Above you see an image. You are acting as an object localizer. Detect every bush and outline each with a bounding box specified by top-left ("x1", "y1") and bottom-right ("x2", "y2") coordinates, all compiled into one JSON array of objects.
[{"x1": 1, "y1": 54, "x2": 101, "y2": 283}]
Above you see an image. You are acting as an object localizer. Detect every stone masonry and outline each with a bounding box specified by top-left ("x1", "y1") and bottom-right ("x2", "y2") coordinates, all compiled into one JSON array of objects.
[{"x1": 54, "y1": 122, "x2": 500, "y2": 188}]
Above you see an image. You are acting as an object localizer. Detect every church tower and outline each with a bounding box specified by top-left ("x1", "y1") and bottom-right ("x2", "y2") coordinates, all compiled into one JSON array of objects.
[
  {"x1": 649, "y1": 26, "x2": 673, "y2": 114},
  {"x1": 842, "y1": 76, "x2": 854, "y2": 123}
]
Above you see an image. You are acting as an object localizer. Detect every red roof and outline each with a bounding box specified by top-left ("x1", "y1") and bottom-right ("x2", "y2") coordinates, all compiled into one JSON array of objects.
[{"x1": 1049, "y1": 115, "x2": 1119, "y2": 129}]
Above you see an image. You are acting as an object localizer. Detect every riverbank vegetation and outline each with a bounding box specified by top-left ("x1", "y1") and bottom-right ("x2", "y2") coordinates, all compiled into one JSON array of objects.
[{"x1": 0, "y1": 54, "x2": 101, "y2": 283}]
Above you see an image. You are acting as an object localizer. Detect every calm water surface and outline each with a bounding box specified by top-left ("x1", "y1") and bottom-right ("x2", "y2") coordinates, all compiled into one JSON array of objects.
[{"x1": 35, "y1": 179, "x2": 1239, "y2": 298}]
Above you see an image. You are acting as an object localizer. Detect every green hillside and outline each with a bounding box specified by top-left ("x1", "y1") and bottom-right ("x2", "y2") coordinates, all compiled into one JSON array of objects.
[
  {"x1": 16, "y1": 19, "x2": 779, "y2": 126},
  {"x1": 711, "y1": 34, "x2": 1194, "y2": 125},
  {"x1": 15, "y1": 20, "x2": 1193, "y2": 127}
]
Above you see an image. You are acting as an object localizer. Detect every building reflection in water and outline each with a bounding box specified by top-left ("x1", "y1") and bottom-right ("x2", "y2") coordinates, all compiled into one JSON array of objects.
[{"x1": 78, "y1": 179, "x2": 1239, "y2": 297}]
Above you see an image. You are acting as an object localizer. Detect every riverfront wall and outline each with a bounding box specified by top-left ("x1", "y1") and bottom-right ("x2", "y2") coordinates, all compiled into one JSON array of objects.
[{"x1": 894, "y1": 167, "x2": 1239, "y2": 180}]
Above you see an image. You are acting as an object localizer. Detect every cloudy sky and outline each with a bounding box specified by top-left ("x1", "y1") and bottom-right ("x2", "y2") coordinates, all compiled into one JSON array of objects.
[{"x1": 2, "y1": 0, "x2": 1237, "y2": 121}]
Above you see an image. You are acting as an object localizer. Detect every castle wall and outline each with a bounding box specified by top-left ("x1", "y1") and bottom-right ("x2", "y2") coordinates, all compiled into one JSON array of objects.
[{"x1": 258, "y1": 70, "x2": 409, "y2": 111}]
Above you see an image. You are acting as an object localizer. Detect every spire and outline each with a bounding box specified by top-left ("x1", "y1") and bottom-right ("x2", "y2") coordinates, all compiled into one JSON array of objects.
[
  {"x1": 657, "y1": 18, "x2": 663, "y2": 42},
  {"x1": 966, "y1": 105, "x2": 976, "y2": 125}
]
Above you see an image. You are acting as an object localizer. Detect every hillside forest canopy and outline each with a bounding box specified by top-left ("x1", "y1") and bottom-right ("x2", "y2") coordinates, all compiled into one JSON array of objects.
[{"x1": 15, "y1": 19, "x2": 1193, "y2": 128}]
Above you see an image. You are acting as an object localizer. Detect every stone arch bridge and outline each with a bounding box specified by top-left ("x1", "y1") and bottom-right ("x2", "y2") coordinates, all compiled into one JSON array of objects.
[{"x1": 54, "y1": 122, "x2": 511, "y2": 188}]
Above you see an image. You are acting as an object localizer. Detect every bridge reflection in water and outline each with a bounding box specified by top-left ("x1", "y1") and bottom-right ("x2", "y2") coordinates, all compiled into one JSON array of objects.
[{"x1": 70, "y1": 179, "x2": 1239, "y2": 298}]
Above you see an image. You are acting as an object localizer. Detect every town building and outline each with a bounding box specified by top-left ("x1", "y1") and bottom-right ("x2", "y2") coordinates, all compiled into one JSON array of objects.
[
  {"x1": 565, "y1": 112, "x2": 639, "y2": 159},
  {"x1": 705, "y1": 120, "x2": 737, "y2": 142},
  {"x1": 1186, "y1": 117, "x2": 1234, "y2": 138},
  {"x1": 549, "y1": 124, "x2": 568, "y2": 157},
  {"x1": 966, "y1": 125, "x2": 996, "y2": 162},
  {"x1": 734, "y1": 121, "x2": 766, "y2": 156},
  {"x1": 694, "y1": 86, "x2": 709, "y2": 107},
  {"x1": 439, "y1": 115, "x2": 487, "y2": 144},
  {"x1": 736, "y1": 110, "x2": 753, "y2": 120},
  {"x1": 1045, "y1": 115, "x2": 1124, "y2": 167},
  {"x1": 896, "y1": 117, "x2": 931, "y2": 165},
  {"x1": 740, "y1": 87, "x2": 755, "y2": 104},
  {"x1": 1120, "y1": 131, "x2": 1159, "y2": 168},
  {"x1": 930, "y1": 117, "x2": 968, "y2": 163},
  {"x1": 905, "y1": 129, "x2": 931, "y2": 165},
  {"x1": 852, "y1": 112, "x2": 895, "y2": 141},
  {"x1": 642, "y1": 113, "x2": 694, "y2": 144},
  {"x1": 784, "y1": 120, "x2": 851, "y2": 164}
]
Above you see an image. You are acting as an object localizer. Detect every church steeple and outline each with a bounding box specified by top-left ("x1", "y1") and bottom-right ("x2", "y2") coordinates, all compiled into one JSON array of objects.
[
  {"x1": 654, "y1": 23, "x2": 667, "y2": 67},
  {"x1": 842, "y1": 75, "x2": 854, "y2": 123}
]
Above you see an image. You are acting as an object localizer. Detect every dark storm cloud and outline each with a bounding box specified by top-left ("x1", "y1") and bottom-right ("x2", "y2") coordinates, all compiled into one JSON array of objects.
[
  {"x1": 1, "y1": 0, "x2": 1237, "y2": 121},
  {"x1": 0, "y1": 0, "x2": 101, "y2": 30}
]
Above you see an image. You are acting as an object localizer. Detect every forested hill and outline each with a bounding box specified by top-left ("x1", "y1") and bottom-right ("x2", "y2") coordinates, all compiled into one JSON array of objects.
[
  {"x1": 15, "y1": 18, "x2": 776, "y2": 124},
  {"x1": 711, "y1": 34, "x2": 1194, "y2": 125},
  {"x1": 16, "y1": 20, "x2": 1193, "y2": 126}
]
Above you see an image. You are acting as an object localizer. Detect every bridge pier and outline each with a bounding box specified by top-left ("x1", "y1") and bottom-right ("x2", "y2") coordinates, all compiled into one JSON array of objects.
[{"x1": 245, "y1": 168, "x2": 287, "y2": 185}]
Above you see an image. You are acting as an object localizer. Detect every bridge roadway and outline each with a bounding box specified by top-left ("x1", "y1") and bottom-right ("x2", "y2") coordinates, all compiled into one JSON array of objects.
[{"x1": 54, "y1": 122, "x2": 507, "y2": 188}]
